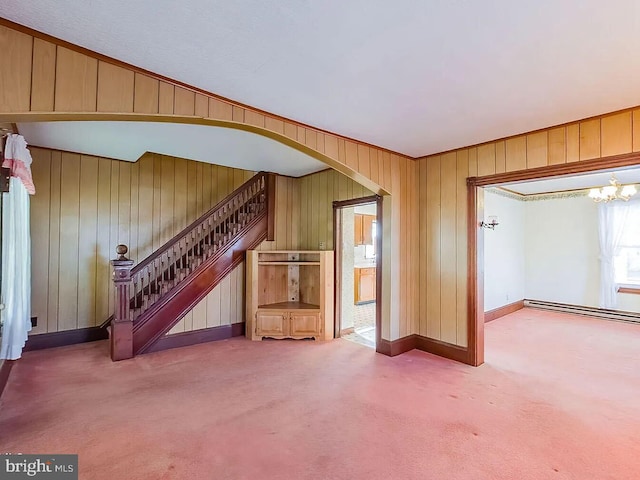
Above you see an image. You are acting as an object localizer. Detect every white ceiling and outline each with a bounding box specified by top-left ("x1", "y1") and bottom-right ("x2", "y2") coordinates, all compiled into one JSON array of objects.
[
  {"x1": 501, "y1": 167, "x2": 640, "y2": 195},
  {"x1": 17, "y1": 121, "x2": 327, "y2": 177},
  {"x1": 2, "y1": 2, "x2": 640, "y2": 157}
]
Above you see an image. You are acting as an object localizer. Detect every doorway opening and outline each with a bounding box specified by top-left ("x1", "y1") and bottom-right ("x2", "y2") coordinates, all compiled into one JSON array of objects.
[
  {"x1": 468, "y1": 153, "x2": 640, "y2": 366},
  {"x1": 333, "y1": 195, "x2": 382, "y2": 350}
]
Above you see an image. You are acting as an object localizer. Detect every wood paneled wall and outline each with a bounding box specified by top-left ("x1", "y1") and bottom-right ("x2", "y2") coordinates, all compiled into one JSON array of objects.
[
  {"x1": 297, "y1": 169, "x2": 373, "y2": 251},
  {"x1": 417, "y1": 109, "x2": 640, "y2": 347},
  {"x1": 29, "y1": 147, "x2": 255, "y2": 334}
]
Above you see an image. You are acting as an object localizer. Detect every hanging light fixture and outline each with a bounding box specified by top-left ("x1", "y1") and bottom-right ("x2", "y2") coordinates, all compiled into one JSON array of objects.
[{"x1": 588, "y1": 174, "x2": 637, "y2": 202}]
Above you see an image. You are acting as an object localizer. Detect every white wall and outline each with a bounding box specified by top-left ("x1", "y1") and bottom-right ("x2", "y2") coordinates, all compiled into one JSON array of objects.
[
  {"x1": 525, "y1": 196, "x2": 601, "y2": 307},
  {"x1": 483, "y1": 190, "x2": 526, "y2": 311},
  {"x1": 484, "y1": 191, "x2": 640, "y2": 312}
]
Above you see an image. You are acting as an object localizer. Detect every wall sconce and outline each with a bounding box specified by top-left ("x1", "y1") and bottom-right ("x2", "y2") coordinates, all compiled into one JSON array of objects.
[{"x1": 480, "y1": 215, "x2": 499, "y2": 230}]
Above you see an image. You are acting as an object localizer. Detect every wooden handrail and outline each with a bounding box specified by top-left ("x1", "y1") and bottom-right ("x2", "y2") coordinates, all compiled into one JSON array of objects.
[
  {"x1": 108, "y1": 171, "x2": 275, "y2": 359},
  {"x1": 131, "y1": 171, "x2": 269, "y2": 275}
]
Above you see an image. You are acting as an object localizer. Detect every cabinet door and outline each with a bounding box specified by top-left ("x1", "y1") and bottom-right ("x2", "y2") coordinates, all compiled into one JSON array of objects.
[
  {"x1": 289, "y1": 311, "x2": 322, "y2": 337},
  {"x1": 354, "y1": 214, "x2": 364, "y2": 245},
  {"x1": 359, "y1": 271, "x2": 376, "y2": 302},
  {"x1": 256, "y1": 311, "x2": 289, "y2": 337},
  {"x1": 362, "y1": 215, "x2": 374, "y2": 245}
]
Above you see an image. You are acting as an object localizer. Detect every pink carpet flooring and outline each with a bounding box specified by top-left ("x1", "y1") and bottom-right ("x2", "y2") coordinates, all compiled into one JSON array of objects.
[{"x1": 1, "y1": 308, "x2": 639, "y2": 479}]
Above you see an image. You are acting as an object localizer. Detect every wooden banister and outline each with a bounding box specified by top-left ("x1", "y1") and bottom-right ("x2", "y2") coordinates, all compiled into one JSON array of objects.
[{"x1": 108, "y1": 171, "x2": 274, "y2": 360}]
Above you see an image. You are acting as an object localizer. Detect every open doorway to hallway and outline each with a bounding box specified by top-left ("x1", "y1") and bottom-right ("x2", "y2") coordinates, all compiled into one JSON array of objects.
[{"x1": 334, "y1": 197, "x2": 380, "y2": 349}]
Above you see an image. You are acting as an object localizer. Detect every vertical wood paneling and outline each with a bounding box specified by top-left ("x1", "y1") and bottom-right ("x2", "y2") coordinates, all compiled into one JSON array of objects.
[
  {"x1": 54, "y1": 47, "x2": 97, "y2": 112},
  {"x1": 455, "y1": 151, "x2": 468, "y2": 346},
  {"x1": 0, "y1": 25, "x2": 32, "y2": 112},
  {"x1": 548, "y1": 127, "x2": 566, "y2": 165},
  {"x1": 439, "y1": 153, "x2": 457, "y2": 344},
  {"x1": 47, "y1": 151, "x2": 62, "y2": 333},
  {"x1": 58, "y1": 153, "x2": 81, "y2": 330},
  {"x1": 494, "y1": 141, "x2": 506, "y2": 174},
  {"x1": 633, "y1": 109, "x2": 640, "y2": 152},
  {"x1": 30, "y1": 147, "x2": 256, "y2": 334},
  {"x1": 134, "y1": 74, "x2": 159, "y2": 114},
  {"x1": 601, "y1": 112, "x2": 632, "y2": 157},
  {"x1": 195, "y1": 94, "x2": 208, "y2": 117},
  {"x1": 579, "y1": 119, "x2": 601, "y2": 160},
  {"x1": 208, "y1": 98, "x2": 233, "y2": 121},
  {"x1": 97, "y1": 61, "x2": 134, "y2": 112},
  {"x1": 174, "y1": 87, "x2": 195, "y2": 116},
  {"x1": 566, "y1": 123, "x2": 580, "y2": 162},
  {"x1": 30, "y1": 38, "x2": 56, "y2": 111},
  {"x1": 477, "y1": 144, "x2": 496, "y2": 176},
  {"x1": 77, "y1": 155, "x2": 99, "y2": 328},
  {"x1": 29, "y1": 149, "x2": 51, "y2": 334},
  {"x1": 425, "y1": 156, "x2": 441, "y2": 339},
  {"x1": 158, "y1": 82, "x2": 174, "y2": 114},
  {"x1": 505, "y1": 137, "x2": 527, "y2": 172},
  {"x1": 526, "y1": 131, "x2": 548, "y2": 168}
]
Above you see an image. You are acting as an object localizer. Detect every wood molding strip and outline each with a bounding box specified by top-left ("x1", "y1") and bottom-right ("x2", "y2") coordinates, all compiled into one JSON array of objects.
[
  {"x1": 618, "y1": 286, "x2": 640, "y2": 295},
  {"x1": 0, "y1": 360, "x2": 15, "y2": 399},
  {"x1": 468, "y1": 151, "x2": 640, "y2": 187},
  {"x1": 0, "y1": 17, "x2": 408, "y2": 160},
  {"x1": 332, "y1": 195, "x2": 379, "y2": 209},
  {"x1": 377, "y1": 334, "x2": 469, "y2": 364},
  {"x1": 145, "y1": 323, "x2": 245, "y2": 354},
  {"x1": 23, "y1": 327, "x2": 109, "y2": 352},
  {"x1": 484, "y1": 300, "x2": 525, "y2": 323}
]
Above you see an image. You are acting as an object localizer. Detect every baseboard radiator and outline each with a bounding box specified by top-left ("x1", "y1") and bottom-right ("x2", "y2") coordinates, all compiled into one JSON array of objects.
[{"x1": 524, "y1": 299, "x2": 640, "y2": 324}]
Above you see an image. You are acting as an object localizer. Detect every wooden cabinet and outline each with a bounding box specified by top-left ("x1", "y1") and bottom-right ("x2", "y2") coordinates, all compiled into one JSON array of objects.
[
  {"x1": 354, "y1": 214, "x2": 375, "y2": 246},
  {"x1": 354, "y1": 267, "x2": 376, "y2": 304},
  {"x1": 246, "y1": 250, "x2": 334, "y2": 341}
]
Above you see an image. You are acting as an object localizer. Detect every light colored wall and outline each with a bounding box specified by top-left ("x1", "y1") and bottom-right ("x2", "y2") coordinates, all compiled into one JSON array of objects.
[
  {"x1": 483, "y1": 191, "x2": 525, "y2": 311},
  {"x1": 340, "y1": 208, "x2": 356, "y2": 330},
  {"x1": 524, "y1": 196, "x2": 600, "y2": 307}
]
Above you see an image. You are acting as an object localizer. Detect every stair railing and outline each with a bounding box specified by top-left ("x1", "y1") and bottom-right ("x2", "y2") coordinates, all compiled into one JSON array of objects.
[{"x1": 109, "y1": 171, "x2": 272, "y2": 360}]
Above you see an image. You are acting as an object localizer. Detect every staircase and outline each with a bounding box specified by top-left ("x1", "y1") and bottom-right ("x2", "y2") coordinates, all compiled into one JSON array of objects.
[{"x1": 108, "y1": 172, "x2": 275, "y2": 360}]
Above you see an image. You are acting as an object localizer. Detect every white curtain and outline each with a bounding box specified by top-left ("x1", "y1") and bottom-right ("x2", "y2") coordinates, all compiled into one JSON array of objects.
[
  {"x1": 597, "y1": 201, "x2": 630, "y2": 309},
  {"x1": 1, "y1": 134, "x2": 34, "y2": 360}
]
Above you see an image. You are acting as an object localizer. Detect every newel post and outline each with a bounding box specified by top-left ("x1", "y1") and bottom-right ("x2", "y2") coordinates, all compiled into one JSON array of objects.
[
  {"x1": 110, "y1": 245, "x2": 135, "y2": 361},
  {"x1": 266, "y1": 172, "x2": 276, "y2": 241}
]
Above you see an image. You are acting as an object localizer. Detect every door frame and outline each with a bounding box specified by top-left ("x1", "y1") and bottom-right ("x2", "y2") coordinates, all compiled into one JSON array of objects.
[
  {"x1": 466, "y1": 151, "x2": 640, "y2": 366},
  {"x1": 333, "y1": 195, "x2": 383, "y2": 350}
]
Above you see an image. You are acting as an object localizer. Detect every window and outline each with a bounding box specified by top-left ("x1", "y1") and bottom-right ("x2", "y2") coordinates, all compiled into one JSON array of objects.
[{"x1": 614, "y1": 201, "x2": 640, "y2": 287}]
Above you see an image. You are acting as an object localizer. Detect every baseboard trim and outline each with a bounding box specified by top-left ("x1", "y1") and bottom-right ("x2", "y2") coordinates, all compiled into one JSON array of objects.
[
  {"x1": 484, "y1": 300, "x2": 525, "y2": 323},
  {"x1": 146, "y1": 323, "x2": 245, "y2": 354},
  {"x1": 0, "y1": 360, "x2": 16, "y2": 399},
  {"x1": 524, "y1": 299, "x2": 640, "y2": 324},
  {"x1": 414, "y1": 335, "x2": 469, "y2": 364},
  {"x1": 377, "y1": 334, "x2": 469, "y2": 364},
  {"x1": 376, "y1": 335, "x2": 416, "y2": 356},
  {"x1": 23, "y1": 327, "x2": 109, "y2": 352}
]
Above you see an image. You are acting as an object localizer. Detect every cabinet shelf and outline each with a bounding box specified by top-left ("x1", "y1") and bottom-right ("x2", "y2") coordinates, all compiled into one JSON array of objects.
[
  {"x1": 246, "y1": 250, "x2": 334, "y2": 341},
  {"x1": 258, "y1": 301, "x2": 320, "y2": 310},
  {"x1": 258, "y1": 261, "x2": 321, "y2": 266}
]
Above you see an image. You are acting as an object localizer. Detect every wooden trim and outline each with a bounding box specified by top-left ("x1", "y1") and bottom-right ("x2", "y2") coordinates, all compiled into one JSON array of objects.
[
  {"x1": 484, "y1": 300, "x2": 524, "y2": 323},
  {"x1": 414, "y1": 335, "x2": 469, "y2": 364},
  {"x1": 145, "y1": 322, "x2": 245, "y2": 354},
  {"x1": 468, "y1": 151, "x2": 640, "y2": 187},
  {"x1": 377, "y1": 335, "x2": 416, "y2": 357},
  {"x1": 332, "y1": 195, "x2": 382, "y2": 350},
  {"x1": 375, "y1": 195, "x2": 383, "y2": 351},
  {"x1": 339, "y1": 327, "x2": 355, "y2": 335},
  {"x1": 0, "y1": 360, "x2": 15, "y2": 399},
  {"x1": 0, "y1": 17, "x2": 408, "y2": 160},
  {"x1": 0, "y1": 113, "x2": 390, "y2": 196},
  {"x1": 22, "y1": 326, "x2": 109, "y2": 352},
  {"x1": 333, "y1": 206, "x2": 343, "y2": 337},
  {"x1": 467, "y1": 184, "x2": 484, "y2": 366},
  {"x1": 618, "y1": 286, "x2": 640, "y2": 295},
  {"x1": 377, "y1": 334, "x2": 469, "y2": 364},
  {"x1": 332, "y1": 195, "x2": 379, "y2": 209},
  {"x1": 467, "y1": 151, "x2": 640, "y2": 369},
  {"x1": 266, "y1": 173, "x2": 276, "y2": 241}
]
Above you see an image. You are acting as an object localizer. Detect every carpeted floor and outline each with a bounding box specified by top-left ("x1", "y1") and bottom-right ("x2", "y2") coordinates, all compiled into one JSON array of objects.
[{"x1": 1, "y1": 308, "x2": 639, "y2": 479}]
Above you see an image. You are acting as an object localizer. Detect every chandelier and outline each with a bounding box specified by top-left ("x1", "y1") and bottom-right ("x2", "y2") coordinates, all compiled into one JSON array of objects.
[{"x1": 588, "y1": 175, "x2": 637, "y2": 202}]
